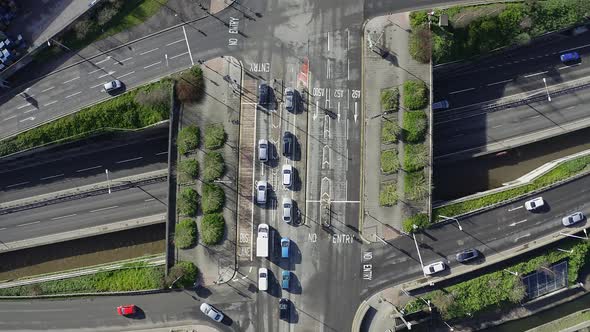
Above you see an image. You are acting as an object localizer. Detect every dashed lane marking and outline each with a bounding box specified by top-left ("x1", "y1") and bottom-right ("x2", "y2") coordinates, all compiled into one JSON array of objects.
[
  {"x1": 90, "y1": 206, "x2": 119, "y2": 213},
  {"x1": 139, "y1": 48, "x2": 159, "y2": 55},
  {"x1": 16, "y1": 221, "x2": 41, "y2": 227},
  {"x1": 51, "y1": 214, "x2": 77, "y2": 220},
  {"x1": 40, "y1": 173, "x2": 64, "y2": 180},
  {"x1": 62, "y1": 76, "x2": 80, "y2": 84},
  {"x1": 115, "y1": 156, "x2": 143, "y2": 164},
  {"x1": 76, "y1": 165, "x2": 102, "y2": 172},
  {"x1": 166, "y1": 39, "x2": 185, "y2": 46},
  {"x1": 144, "y1": 61, "x2": 162, "y2": 69},
  {"x1": 449, "y1": 87, "x2": 475, "y2": 95},
  {"x1": 44, "y1": 101, "x2": 58, "y2": 106},
  {"x1": 65, "y1": 91, "x2": 82, "y2": 99}
]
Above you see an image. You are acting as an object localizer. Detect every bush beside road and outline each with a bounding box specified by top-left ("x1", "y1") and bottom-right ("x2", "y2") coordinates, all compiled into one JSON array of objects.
[
  {"x1": 174, "y1": 219, "x2": 197, "y2": 249},
  {"x1": 201, "y1": 213, "x2": 225, "y2": 245},
  {"x1": 177, "y1": 125, "x2": 200, "y2": 155}
]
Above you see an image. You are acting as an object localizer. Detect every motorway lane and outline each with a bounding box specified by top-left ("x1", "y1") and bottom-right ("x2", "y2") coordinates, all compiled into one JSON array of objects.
[
  {"x1": 363, "y1": 173, "x2": 590, "y2": 299},
  {"x1": 0, "y1": 127, "x2": 169, "y2": 202},
  {"x1": 0, "y1": 182, "x2": 167, "y2": 243}
]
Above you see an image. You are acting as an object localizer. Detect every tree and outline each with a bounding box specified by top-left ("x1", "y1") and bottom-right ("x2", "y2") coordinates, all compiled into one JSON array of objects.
[
  {"x1": 176, "y1": 66, "x2": 204, "y2": 103},
  {"x1": 409, "y1": 26, "x2": 432, "y2": 63},
  {"x1": 73, "y1": 19, "x2": 98, "y2": 40},
  {"x1": 507, "y1": 278, "x2": 527, "y2": 303},
  {"x1": 97, "y1": 6, "x2": 118, "y2": 26},
  {"x1": 166, "y1": 261, "x2": 198, "y2": 288}
]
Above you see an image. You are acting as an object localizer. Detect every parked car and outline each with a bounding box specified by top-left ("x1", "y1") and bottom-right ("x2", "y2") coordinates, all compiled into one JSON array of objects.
[
  {"x1": 104, "y1": 80, "x2": 122, "y2": 93},
  {"x1": 560, "y1": 51, "x2": 580, "y2": 63},
  {"x1": 279, "y1": 298, "x2": 289, "y2": 320},
  {"x1": 524, "y1": 197, "x2": 544, "y2": 211},
  {"x1": 282, "y1": 164, "x2": 293, "y2": 187},
  {"x1": 423, "y1": 261, "x2": 446, "y2": 275},
  {"x1": 562, "y1": 212, "x2": 585, "y2": 226},
  {"x1": 258, "y1": 82, "x2": 270, "y2": 106},
  {"x1": 283, "y1": 131, "x2": 293, "y2": 158},
  {"x1": 281, "y1": 270, "x2": 290, "y2": 289},
  {"x1": 432, "y1": 100, "x2": 449, "y2": 111},
  {"x1": 258, "y1": 139, "x2": 268, "y2": 161},
  {"x1": 281, "y1": 237, "x2": 290, "y2": 259},
  {"x1": 456, "y1": 248, "x2": 479, "y2": 263},
  {"x1": 285, "y1": 87, "x2": 296, "y2": 112},
  {"x1": 282, "y1": 197, "x2": 293, "y2": 223},
  {"x1": 116, "y1": 304, "x2": 137, "y2": 316},
  {"x1": 200, "y1": 303, "x2": 224, "y2": 322},
  {"x1": 258, "y1": 268, "x2": 268, "y2": 291},
  {"x1": 256, "y1": 180, "x2": 268, "y2": 204}
]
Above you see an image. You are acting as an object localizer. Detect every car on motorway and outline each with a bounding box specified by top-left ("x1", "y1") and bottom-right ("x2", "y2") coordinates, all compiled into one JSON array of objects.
[
  {"x1": 282, "y1": 197, "x2": 293, "y2": 223},
  {"x1": 200, "y1": 303, "x2": 224, "y2": 322},
  {"x1": 524, "y1": 197, "x2": 544, "y2": 211},
  {"x1": 282, "y1": 164, "x2": 293, "y2": 187},
  {"x1": 432, "y1": 100, "x2": 449, "y2": 111},
  {"x1": 423, "y1": 261, "x2": 446, "y2": 275},
  {"x1": 281, "y1": 237, "x2": 290, "y2": 258},
  {"x1": 258, "y1": 82, "x2": 270, "y2": 106},
  {"x1": 104, "y1": 80, "x2": 122, "y2": 93},
  {"x1": 281, "y1": 270, "x2": 290, "y2": 289},
  {"x1": 279, "y1": 298, "x2": 289, "y2": 320},
  {"x1": 256, "y1": 180, "x2": 268, "y2": 204},
  {"x1": 560, "y1": 51, "x2": 580, "y2": 64},
  {"x1": 456, "y1": 248, "x2": 479, "y2": 263},
  {"x1": 283, "y1": 131, "x2": 293, "y2": 158},
  {"x1": 116, "y1": 304, "x2": 137, "y2": 316},
  {"x1": 285, "y1": 87, "x2": 296, "y2": 112},
  {"x1": 258, "y1": 267, "x2": 268, "y2": 291},
  {"x1": 258, "y1": 139, "x2": 269, "y2": 161},
  {"x1": 562, "y1": 212, "x2": 585, "y2": 226}
]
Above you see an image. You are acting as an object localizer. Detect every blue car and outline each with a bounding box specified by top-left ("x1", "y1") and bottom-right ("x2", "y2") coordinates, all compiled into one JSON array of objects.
[
  {"x1": 281, "y1": 237, "x2": 290, "y2": 259},
  {"x1": 560, "y1": 51, "x2": 580, "y2": 63},
  {"x1": 281, "y1": 270, "x2": 290, "y2": 289}
]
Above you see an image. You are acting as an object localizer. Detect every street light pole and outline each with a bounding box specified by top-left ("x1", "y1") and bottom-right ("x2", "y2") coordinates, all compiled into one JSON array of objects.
[
  {"x1": 542, "y1": 78, "x2": 551, "y2": 102},
  {"x1": 559, "y1": 232, "x2": 589, "y2": 240},
  {"x1": 412, "y1": 225, "x2": 426, "y2": 276},
  {"x1": 105, "y1": 169, "x2": 112, "y2": 194},
  {"x1": 439, "y1": 215, "x2": 463, "y2": 231},
  {"x1": 503, "y1": 269, "x2": 519, "y2": 276},
  {"x1": 557, "y1": 248, "x2": 574, "y2": 254}
]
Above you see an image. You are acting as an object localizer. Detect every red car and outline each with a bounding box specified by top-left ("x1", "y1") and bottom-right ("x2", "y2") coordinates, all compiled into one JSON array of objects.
[{"x1": 117, "y1": 304, "x2": 137, "y2": 316}]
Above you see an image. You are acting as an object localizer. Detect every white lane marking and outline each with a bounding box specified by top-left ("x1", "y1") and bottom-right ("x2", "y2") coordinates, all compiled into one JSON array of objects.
[
  {"x1": 24, "y1": 109, "x2": 36, "y2": 114},
  {"x1": 144, "y1": 61, "x2": 162, "y2": 69},
  {"x1": 144, "y1": 198, "x2": 155, "y2": 202},
  {"x1": 91, "y1": 82, "x2": 107, "y2": 89},
  {"x1": 508, "y1": 206, "x2": 523, "y2": 211},
  {"x1": 19, "y1": 116, "x2": 35, "y2": 123},
  {"x1": 449, "y1": 87, "x2": 475, "y2": 95},
  {"x1": 452, "y1": 133, "x2": 464, "y2": 138},
  {"x1": 88, "y1": 68, "x2": 105, "y2": 74},
  {"x1": 170, "y1": 52, "x2": 188, "y2": 60},
  {"x1": 0, "y1": 227, "x2": 6, "y2": 231},
  {"x1": 486, "y1": 79, "x2": 512, "y2": 86},
  {"x1": 76, "y1": 165, "x2": 103, "y2": 172},
  {"x1": 155, "y1": 151, "x2": 168, "y2": 155},
  {"x1": 182, "y1": 26, "x2": 194, "y2": 66},
  {"x1": 327, "y1": 31, "x2": 330, "y2": 51},
  {"x1": 5, "y1": 181, "x2": 29, "y2": 188},
  {"x1": 492, "y1": 124, "x2": 503, "y2": 129},
  {"x1": 560, "y1": 43, "x2": 590, "y2": 53},
  {"x1": 558, "y1": 63, "x2": 581, "y2": 70},
  {"x1": 3, "y1": 115, "x2": 16, "y2": 121},
  {"x1": 166, "y1": 39, "x2": 185, "y2": 46},
  {"x1": 509, "y1": 219, "x2": 527, "y2": 227},
  {"x1": 90, "y1": 206, "x2": 119, "y2": 213},
  {"x1": 115, "y1": 156, "x2": 143, "y2": 164},
  {"x1": 118, "y1": 71, "x2": 135, "y2": 79},
  {"x1": 40, "y1": 173, "x2": 64, "y2": 180},
  {"x1": 514, "y1": 233, "x2": 531, "y2": 242},
  {"x1": 17, "y1": 103, "x2": 30, "y2": 109},
  {"x1": 44, "y1": 100, "x2": 58, "y2": 106},
  {"x1": 51, "y1": 214, "x2": 77, "y2": 220},
  {"x1": 65, "y1": 91, "x2": 82, "y2": 99},
  {"x1": 327, "y1": 58, "x2": 330, "y2": 79},
  {"x1": 347, "y1": 58, "x2": 350, "y2": 80},
  {"x1": 140, "y1": 47, "x2": 159, "y2": 55},
  {"x1": 16, "y1": 221, "x2": 41, "y2": 227},
  {"x1": 528, "y1": 115, "x2": 541, "y2": 119},
  {"x1": 95, "y1": 56, "x2": 111, "y2": 65},
  {"x1": 62, "y1": 76, "x2": 80, "y2": 84},
  {"x1": 98, "y1": 71, "x2": 115, "y2": 78},
  {"x1": 120, "y1": 57, "x2": 133, "y2": 63},
  {"x1": 524, "y1": 71, "x2": 548, "y2": 78},
  {"x1": 347, "y1": 29, "x2": 350, "y2": 50},
  {"x1": 41, "y1": 86, "x2": 55, "y2": 92}
]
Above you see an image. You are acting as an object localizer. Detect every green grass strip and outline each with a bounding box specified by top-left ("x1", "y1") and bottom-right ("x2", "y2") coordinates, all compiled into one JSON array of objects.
[{"x1": 530, "y1": 309, "x2": 590, "y2": 332}]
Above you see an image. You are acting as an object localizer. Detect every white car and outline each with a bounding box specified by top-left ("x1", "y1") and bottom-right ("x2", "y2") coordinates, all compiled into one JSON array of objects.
[
  {"x1": 200, "y1": 302, "x2": 224, "y2": 322},
  {"x1": 256, "y1": 180, "x2": 267, "y2": 204},
  {"x1": 103, "y1": 80, "x2": 122, "y2": 93},
  {"x1": 282, "y1": 197, "x2": 293, "y2": 224},
  {"x1": 562, "y1": 212, "x2": 584, "y2": 226},
  {"x1": 282, "y1": 164, "x2": 293, "y2": 187},
  {"x1": 258, "y1": 139, "x2": 268, "y2": 161},
  {"x1": 423, "y1": 261, "x2": 446, "y2": 275},
  {"x1": 258, "y1": 268, "x2": 268, "y2": 291},
  {"x1": 524, "y1": 197, "x2": 544, "y2": 211}
]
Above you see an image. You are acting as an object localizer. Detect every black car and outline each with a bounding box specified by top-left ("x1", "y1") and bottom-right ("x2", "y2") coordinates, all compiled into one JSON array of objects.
[
  {"x1": 279, "y1": 298, "x2": 289, "y2": 320},
  {"x1": 258, "y1": 83, "x2": 270, "y2": 106},
  {"x1": 282, "y1": 131, "x2": 293, "y2": 157},
  {"x1": 456, "y1": 248, "x2": 479, "y2": 263}
]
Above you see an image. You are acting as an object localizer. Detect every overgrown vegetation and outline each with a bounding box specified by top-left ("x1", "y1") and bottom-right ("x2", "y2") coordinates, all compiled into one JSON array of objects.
[
  {"x1": 381, "y1": 120, "x2": 400, "y2": 144},
  {"x1": 403, "y1": 111, "x2": 427, "y2": 143},
  {"x1": 178, "y1": 187, "x2": 199, "y2": 217},
  {"x1": 409, "y1": 26, "x2": 432, "y2": 63},
  {"x1": 402, "y1": 213, "x2": 430, "y2": 233},
  {"x1": 380, "y1": 87, "x2": 400, "y2": 112},
  {"x1": 174, "y1": 219, "x2": 197, "y2": 249},
  {"x1": 0, "y1": 263, "x2": 165, "y2": 296},
  {"x1": 204, "y1": 123, "x2": 226, "y2": 150},
  {"x1": 403, "y1": 80, "x2": 428, "y2": 111},
  {"x1": 176, "y1": 66, "x2": 205, "y2": 103},
  {"x1": 201, "y1": 213, "x2": 225, "y2": 245},
  {"x1": 379, "y1": 182, "x2": 399, "y2": 206},
  {"x1": 406, "y1": 239, "x2": 590, "y2": 319},
  {"x1": 380, "y1": 149, "x2": 400, "y2": 174},
  {"x1": 405, "y1": 171, "x2": 428, "y2": 201},
  {"x1": 202, "y1": 183, "x2": 225, "y2": 214},
  {"x1": 177, "y1": 125, "x2": 200, "y2": 155},
  {"x1": 203, "y1": 151, "x2": 225, "y2": 182},
  {"x1": 178, "y1": 158, "x2": 199, "y2": 183},
  {"x1": 166, "y1": 261, "x2": 198, "y2": 288},
  {"x1": 404, "y1": 143, "x2": 428, "y2": 172},
  {"x1": 434, "y1": 155, "x2": 590, "y2": 219},
  {"x1": 0, "y1": 82, "x2": 171, "y2": 157}
]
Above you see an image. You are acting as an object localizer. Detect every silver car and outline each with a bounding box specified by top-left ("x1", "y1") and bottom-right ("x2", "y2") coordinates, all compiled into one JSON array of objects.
[
  {"x1": 562, "y1": 212, "x2": 584, "y2": 226},
  {"x1": 256, "y1": 180, "x2": 267, "y2": 204},
  {"x1": 258, "y1": 139, "x2": 268, "y2": 161},
  {"x1": 103, "y1": 80, "x2": 122, "y2": 93},
  {"x1": 282, "y1": 197, "x2": 293, "y2": 223}
]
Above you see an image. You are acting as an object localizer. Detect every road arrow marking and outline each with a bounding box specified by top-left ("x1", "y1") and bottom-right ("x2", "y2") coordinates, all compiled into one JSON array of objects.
[
  {"x1": 509, "y1": 219, "x2": 527, "y2": 227},
  {"x1": 19, "y1": 116, "x2": 35, "y2": 123},
  {"x1": 313, "y1": 102, "x2": 318, "y2": 120},
  {"x1": 508, "y1": 206, "x2": 523, "y2": 212},
  {"x1": 354, "y1": 102, "x2": 358, "y2": 123}
]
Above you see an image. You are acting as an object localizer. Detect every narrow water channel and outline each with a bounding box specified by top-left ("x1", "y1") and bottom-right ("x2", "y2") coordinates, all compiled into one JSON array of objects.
[{"x1": 434, "y1": 127, "x2": 590, "y2": 201}]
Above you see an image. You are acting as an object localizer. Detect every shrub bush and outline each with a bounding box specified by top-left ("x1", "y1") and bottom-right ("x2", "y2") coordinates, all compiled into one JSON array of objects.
[
  {"x1": 379, "y1": 182, "x2": 399, "y2": 206},
  {"x1": 166, "y1": 261, "x2": 198, "y2": 288},
  {"x1": 409, "y1": 27, "x2": 432, "y2": 64},
  {"x1": 403, "y1": 110, "x2": 427, "y2": 143},
  {"x1": 410, "y1": 10, "x2": 429, "y2": 29},
  {"x1": 402, "y1": 213, "x2": 430, "y2": 233},
  {"x1": 203, "y1": 151, "x2": 225, "y2": 182},
  {"x1": 178, "y1": 158, "x2": 199, "y2": 183},
  {"x1": 176, "y1": 65, "x2": 204, "y2": 103},
  {"x1": 177, "y1": 125, "x2": 200, "y2": 155},
  {"x1": 174, "y1": 219, "x2": 197, "y2": 249},
  {"x1": 178, "y1": 187, "x2": 199, "y2": 217},
  {"x1": 380, "y1": 87, "x2": 400, "y2": 112},
  {"x1": 202, "y1": 183, "x2": 225, "y2": 213},
  {"x1": 201, "y1": 213, "x2": 225, "y2": 245},
  {"x1": 380, "y1": 149, "x2": 400, "y2": 174},
  {"x1": 204, "y1": 123, "x2": 226, "y2": 150},
  {"x1": 134, "y1": 85, "x2": 170, "y2": 109},
  {"x1": 404, "y1": 143, "x2": 428, "y2": 172},
  {"x1": 381, "y1": 120, "x2": 400, "y2": 144},
  {"x1": 73, "y1": 18, "x2": 98, "y2": 40},
  {"x1": 403, "y1": 80, "x2": 428, "y2": 110},
  {"x1": 405, "y1": 171, "x2": 428, "y2": 201}
]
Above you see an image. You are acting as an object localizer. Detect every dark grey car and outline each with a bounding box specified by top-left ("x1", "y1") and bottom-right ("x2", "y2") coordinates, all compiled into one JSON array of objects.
[{"x1": 456, "y1": 248, "x2": 479, "y2": 263}]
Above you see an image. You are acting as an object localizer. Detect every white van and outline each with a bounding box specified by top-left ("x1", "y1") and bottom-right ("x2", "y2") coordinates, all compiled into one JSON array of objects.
[{"x1": 258, "y1": 268, "x2": 268, "y2": 291}]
